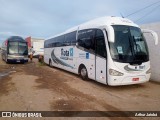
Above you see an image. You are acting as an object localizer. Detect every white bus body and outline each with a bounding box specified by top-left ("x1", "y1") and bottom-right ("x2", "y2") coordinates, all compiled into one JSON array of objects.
[{"x1": 44, "y1": 16, "x2": 158, "y2": 86}]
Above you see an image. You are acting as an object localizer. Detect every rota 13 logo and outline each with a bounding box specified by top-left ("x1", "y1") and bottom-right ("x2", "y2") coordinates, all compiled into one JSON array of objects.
[
  {"x1": 61, "y1": 48, "x2": 73, "y2": 56},
  {"x1": 60, "y1": 48, "x2": 73, "y2": 60}
]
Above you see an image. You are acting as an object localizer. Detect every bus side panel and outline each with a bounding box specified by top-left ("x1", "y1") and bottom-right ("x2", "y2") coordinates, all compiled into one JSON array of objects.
[
  {"x1": 44, "y1": 46, "x2": 96, "y2": 80},
  {"x1": 49, "y1": 46, "x2": 76, "y2": 73},
  {"x1": 75, "y1": 47, "x2": 96, "y2": 80},
  {"x1": 44, "y1": 48, "x2": 51, "y2": 65}
]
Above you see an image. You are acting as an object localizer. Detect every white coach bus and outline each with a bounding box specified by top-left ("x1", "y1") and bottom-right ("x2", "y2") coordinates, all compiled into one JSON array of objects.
[{"x1": 44, "y1": 16, "x2": 158, "y2": 86}]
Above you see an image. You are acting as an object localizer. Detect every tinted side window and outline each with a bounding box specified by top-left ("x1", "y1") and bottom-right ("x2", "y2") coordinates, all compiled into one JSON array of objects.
[
  {"x1": 65, "y1": 31, "x2": 76, "y2": 46},
  {"x1": 45, "y1": 35, "x2": 65, "y2": 48},
  {"x1": 44, "y1": 40, "x2": 49, "y2": 48},
  {"x1": 44, "y1": 31, "x2": 76, "y2": 48},
  {"x1": 78, "y1": 29, "x2": 95, "y2": 50},
  {"x1": 55, "y1": 35, "x2": 65, "y2": 47},
  {"x1": 95, "y1": 30, "x2": 106, "y2": 58},
  {"x1": 45, "y1": 38, "x2": 55, "y2": 48},
  {"x1": 44, "y1": 41, "x2": 48, "y2": 48},
  {"x1": 52, "y1": 38, "x2": 57, "y2": 47}
]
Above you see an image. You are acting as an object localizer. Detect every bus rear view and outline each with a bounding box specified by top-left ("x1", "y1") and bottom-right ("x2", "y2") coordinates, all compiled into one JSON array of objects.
[{"x1": 2, "y1": 36, "x2": 28, "y2": 63}]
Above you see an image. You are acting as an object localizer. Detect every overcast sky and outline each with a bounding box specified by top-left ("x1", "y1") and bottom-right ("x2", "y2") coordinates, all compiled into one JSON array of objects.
[{"x1": 0, "y1": 0, "x2": 160, "y2": 44}]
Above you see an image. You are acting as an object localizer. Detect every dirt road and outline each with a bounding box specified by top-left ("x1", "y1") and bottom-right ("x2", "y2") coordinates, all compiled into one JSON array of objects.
[{"x1": 0, "y1": 58, "x2": 160, "y2": 120}]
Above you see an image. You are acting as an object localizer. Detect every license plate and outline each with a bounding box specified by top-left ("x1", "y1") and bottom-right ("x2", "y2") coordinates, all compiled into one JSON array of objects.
[
  {"x1": 132, "y1": 78, "x2": 139, "y2": 81},
  {"x1": 17, "y1": 60, "x2": 20, "y2": 62}
]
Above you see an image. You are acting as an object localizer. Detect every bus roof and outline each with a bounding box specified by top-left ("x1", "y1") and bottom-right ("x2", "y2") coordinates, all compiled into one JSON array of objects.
[
  {"x1": 7, "y1": 36, "x2": 26, "y2": 42},
  {"x1": 46, "y1": 16, "x2": 139, "y2": 40},
  {"x1": 66, "y1": 16, "x2": 138, "y2": 32}
]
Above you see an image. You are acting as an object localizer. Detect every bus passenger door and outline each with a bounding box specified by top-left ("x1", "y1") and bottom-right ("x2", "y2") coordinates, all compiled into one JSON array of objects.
[{"x1": 95, "y1": 29, "x2": 107, "y2": 84}]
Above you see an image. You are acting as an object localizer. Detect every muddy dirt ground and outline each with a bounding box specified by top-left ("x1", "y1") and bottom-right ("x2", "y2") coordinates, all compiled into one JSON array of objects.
[{"x1": 0, "y1": 57, "x2": 160, "y2": 120}]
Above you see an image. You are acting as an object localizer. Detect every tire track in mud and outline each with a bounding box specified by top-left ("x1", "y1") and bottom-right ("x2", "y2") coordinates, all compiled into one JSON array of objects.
[
  {"x1": 23, "y1": 63, "x2": 133, "y2": 119},
  {"x1": 0, "y1": 64, "x2": 30, "y2": 111},
  {"x1": 0, "y1": 65, "x2": 16, "y2": 96},
  {"x1": 0, "y1": 76, "x2": 15, "y2": 96}
]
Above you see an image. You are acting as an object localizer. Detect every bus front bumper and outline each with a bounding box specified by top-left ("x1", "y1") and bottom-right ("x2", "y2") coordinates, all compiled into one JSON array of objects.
[
  {"x1": 108, "y1": 74, "x2": 150, "y2": 86},
  {"x1": 7, "y1": 59, "x2": 28, "y2": 63},
  {"x1": 7, "y1": 55, "x2": 28, "y2": 63},
  {"x1": 7, "y1": 58, "x2": 28, "y2": 63}
]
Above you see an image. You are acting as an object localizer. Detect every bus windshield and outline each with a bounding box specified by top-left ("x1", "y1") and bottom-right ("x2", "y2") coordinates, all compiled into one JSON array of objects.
[
  {"x1": 109, "y1": 25, "x2": 149, "y2": 64},
  {"x1": 9, "y1": 42, "x2": 28, "y2": 55}
]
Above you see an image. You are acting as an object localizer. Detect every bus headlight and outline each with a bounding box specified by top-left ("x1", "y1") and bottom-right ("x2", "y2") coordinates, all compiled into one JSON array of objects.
[
  {"x1": 146, "y1": 68, "x2": 151, "y2": 74},
  {"x1": 109, "y1": 69, "x2": 124, "y2": 76}
]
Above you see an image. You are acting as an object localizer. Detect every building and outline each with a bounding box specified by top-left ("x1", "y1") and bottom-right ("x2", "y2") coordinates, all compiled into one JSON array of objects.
[
  {"x1": 25, "y1": 37, "x2": 45, "y2": 57},
  {"x1": 141, "y1": 22, "x2": 160, "y2": 82}
]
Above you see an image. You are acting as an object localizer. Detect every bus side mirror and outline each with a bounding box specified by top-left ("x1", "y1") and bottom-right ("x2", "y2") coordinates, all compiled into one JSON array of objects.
[
  {"x1": 106, "y1": 26, "x2": 115, "y2": 43},
  {"x1": 142, "y1": 29, "x2": 158, "y2": 45}
]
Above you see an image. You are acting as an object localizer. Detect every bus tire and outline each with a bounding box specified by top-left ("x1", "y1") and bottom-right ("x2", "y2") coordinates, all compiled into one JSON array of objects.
[
  {"x1": 79, "y1": 65, "x2": 88, "y2": 80},
  {"x1": 49, "y1": 59, "x2": 52, "y2": 67}
]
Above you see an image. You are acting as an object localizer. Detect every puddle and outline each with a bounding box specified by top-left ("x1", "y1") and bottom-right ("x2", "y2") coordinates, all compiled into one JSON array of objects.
[
  {"x1": 0, "y1": 71, "x2": 16, "y2": 77},
  {"x1": 0, "y1": 66, "x2": 16, "y2": 78}
]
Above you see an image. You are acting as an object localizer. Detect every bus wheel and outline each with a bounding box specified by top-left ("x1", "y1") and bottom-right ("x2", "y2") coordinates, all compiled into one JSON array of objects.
[
  {"x1": 80, "y1": 66, "x2": 88, "y2": 80},
  {"x1": 49, "y1": 60, "x2": 52, "y2": 67}
]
